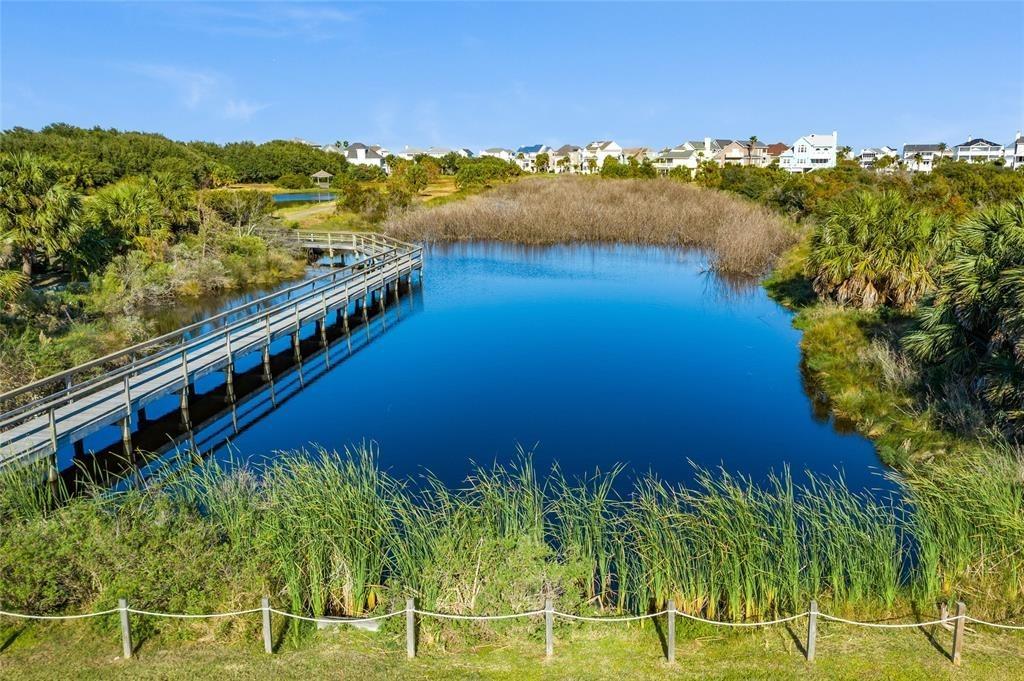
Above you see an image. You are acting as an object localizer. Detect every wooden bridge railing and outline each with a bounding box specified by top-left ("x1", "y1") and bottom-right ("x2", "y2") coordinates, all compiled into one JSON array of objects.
[{"x1": 0, "y1": 232, "x2": 422, "y2": 469}]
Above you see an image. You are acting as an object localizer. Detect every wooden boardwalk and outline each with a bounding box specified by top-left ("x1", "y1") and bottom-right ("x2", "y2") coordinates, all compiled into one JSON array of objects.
[{"x1": 0, "y1": 232, "x2": 422, "y2": 471}]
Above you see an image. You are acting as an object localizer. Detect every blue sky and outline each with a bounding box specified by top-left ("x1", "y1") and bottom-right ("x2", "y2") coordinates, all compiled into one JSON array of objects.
[{"x1": 2, "y1": 2, "x2": 1022, "y2": 152}]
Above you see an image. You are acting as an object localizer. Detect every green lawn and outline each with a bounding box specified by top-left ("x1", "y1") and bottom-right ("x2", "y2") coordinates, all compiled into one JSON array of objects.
[{"x1": 2, "y1": 619, "x2": 1021, "y2": 680}]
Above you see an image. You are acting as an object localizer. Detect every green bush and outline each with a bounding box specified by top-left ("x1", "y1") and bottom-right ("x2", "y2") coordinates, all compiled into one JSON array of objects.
[{"x1": 276, "y1": 173, "x2": 311, "y2": 189}]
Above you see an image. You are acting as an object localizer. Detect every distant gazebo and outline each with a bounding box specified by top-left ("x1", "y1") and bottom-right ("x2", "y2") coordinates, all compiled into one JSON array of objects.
[{"x1": 310, "y1": 169, "x2": 333, "y2": 188}]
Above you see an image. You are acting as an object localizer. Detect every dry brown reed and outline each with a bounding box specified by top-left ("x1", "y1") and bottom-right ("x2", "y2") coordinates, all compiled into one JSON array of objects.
[{"x1": 384, "y1": 176, "x2": 798, "y2": 275}]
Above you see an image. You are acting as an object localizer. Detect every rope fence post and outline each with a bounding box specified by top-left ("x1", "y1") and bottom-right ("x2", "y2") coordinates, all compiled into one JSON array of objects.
[
  {"x1": 952, "y1": 601, "x2": 966, "y2": 666},
  {"x1": 666, "y1": 599, "x2": 676, "y2": 664},
  {"x1": 806, "y1": 600, "x2": 817, "y2": 662},
  {"x1": 262, "y1": 597, "x2": 272, "y2": 654},
  {"x1": 118, "y1": 598, "x2": 132, "y2": 659},
  {"x1": 545, "y1": 598, "x2": 554, "y2": 658},
  {"x1": 406, "y1": 598, "x2": 416, "y2": 659}
]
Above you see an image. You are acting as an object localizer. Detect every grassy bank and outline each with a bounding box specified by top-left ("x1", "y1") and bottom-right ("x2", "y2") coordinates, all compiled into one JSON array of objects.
[
  {"x1": 384, "y1": 176, "x2": 798, "y2": 275},
  {"x1": 2, "y1": 617, "x2": 1022, "y2": 680},
  {"x1": 2, "y1": 449, "x2": 1021, "y2": 630}
]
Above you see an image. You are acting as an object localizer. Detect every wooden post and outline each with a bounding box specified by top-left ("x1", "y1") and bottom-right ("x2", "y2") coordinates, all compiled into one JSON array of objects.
[
  {"x1": 119, "y1": 598, "x2": 132, "y2": 659},
  {"x1": 342, "y1": 306, "x2": 350, "y2": 335},
  {"x1": 667, "y1": 599, "x2": 676, "y2": 663},
  {"x1": 262, "y1": 597, "x2": 273, "y2": 654},
  {"x1": 261, "y1": 345, "x2": 272, "y2": 383},
  {"x1": 406, "y1": 598, "x2": 416, "y2": 659},
  {"x1": 121, "y1": 375, "x2": 133, "y2": 457},
  {"x1": 224, "y1": 334, "x2": 235, "y2": 404},
  {"x1": 48, "y1": 407, "x2": 58, "y2": 455},
  {"x1": 545, "y1": 598, "x2": 554, "y2": 658},
  {"x1": 952, "y1": 601, "x2": 966, "y2": 665},
  {"x1": 940, "y1": 602, "x2": 949, "y2": 630},
  {"x1": 179, "y1": 351, "x2": 191, "y2": 430},
  {"x1": 806, "y1": 600, "x2": 817, "y2": 662}
]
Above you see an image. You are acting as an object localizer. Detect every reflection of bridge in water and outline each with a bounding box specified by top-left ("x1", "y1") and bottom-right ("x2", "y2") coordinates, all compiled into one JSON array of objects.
[{"x1": 0, "y1": 232, "x2": 423, "y2": 480}]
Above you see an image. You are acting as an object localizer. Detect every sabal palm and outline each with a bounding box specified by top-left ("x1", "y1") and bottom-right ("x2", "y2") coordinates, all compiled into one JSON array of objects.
[
  {"x1": 0, "y1": 152, "x2": 83, "y2": 276},
  {"x1": 904, "y1": 195, "x2": 1024, "y2": 432},
  {"x1": 808, "y1": 190, "x2": 949, "y2": 309}
]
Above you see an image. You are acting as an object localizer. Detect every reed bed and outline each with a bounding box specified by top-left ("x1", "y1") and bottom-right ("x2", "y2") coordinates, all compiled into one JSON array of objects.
[
  {"x1": 384, "y1": 176, "x2": 797, "y2": 275},
  {"x1": 1, "y1": 446, "x2": 1022, "y2": 633}
]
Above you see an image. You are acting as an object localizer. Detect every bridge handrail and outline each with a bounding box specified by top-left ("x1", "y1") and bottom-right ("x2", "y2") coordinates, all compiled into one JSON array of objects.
[
  {"x1": 0, "y1": 250, "x2": 418, "y2": 442},
  {"x1": 0, "y1": 233, "x2": 417, "y2": 411},
  {"x1": 0, "y1": 245, "x2": 420, "y2": 437}
]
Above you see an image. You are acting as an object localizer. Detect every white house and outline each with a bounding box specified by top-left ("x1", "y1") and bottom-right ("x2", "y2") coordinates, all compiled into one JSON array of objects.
[
  {"x1": 479, "y1": 148, "x2": 515, "y2": 162},
  {"x1": 901, "y1": 144, "x2": 951, "y2": 172},
  {"x1": 1006, "y1": 131, "x2": 1024, "y2": 169},
  {"x1": 779, "y1": 132, "x2": 838, "y2": 173},
  {"x1": 550, "y1": 145, "x2": 583, "y2": 173},
  {"x1": 856, "y1": 146, "x2": 900, "y2": 170},
  {"x1": 337, "y1": 142, "x2": 388, "y2": 172},
  {"x1": 954, "y1": 137, "x2": 1006, "y2": 164},
  {"x1": 652, "y1": 148, "x2": 698, "y2": 174},
  {"x1": 582, "y1": 141, "x2": 624, "y2": 172},
  {"x1": 514, "y1": 144, "x2": 551, "y2": 172}
]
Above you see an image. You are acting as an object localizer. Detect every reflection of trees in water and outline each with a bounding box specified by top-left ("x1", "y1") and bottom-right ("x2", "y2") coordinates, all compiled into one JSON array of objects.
[
  {"x1": 799, "y1": 358, "x2": 858, "y2": 435},
  {"x1": 697, "y1": 267, "x2": 760, "y2": 303}
]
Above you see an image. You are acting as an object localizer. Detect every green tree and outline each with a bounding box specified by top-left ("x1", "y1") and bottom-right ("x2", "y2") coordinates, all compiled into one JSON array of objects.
[
  {"x1": 439, "y1": 152, "x2": 463, "y2": 176},
  {"x1": 808, "y1": 190, "x2": 950, "y2": 309},
  {"x1": 0, "y1": 152, "x2": 84, "y2": 277},
  {"x1": 904, "y1": 196, "x2": 1024, "y2": 435},
  {"x1": 535, "y1": 152, "x2": 550, "y2": 173},
  {"x1": 586, "y1": 158, "x2": 598, "y2": 173},
  {"x1": 89, "y1": 177, "x2": 169, "y2": 243},
  {"x1": 405, "y1": 164, "x2": 429, "y2": 195},
  {"x1": 747, "y1": 135, "x2": 759, "y2": 166}
]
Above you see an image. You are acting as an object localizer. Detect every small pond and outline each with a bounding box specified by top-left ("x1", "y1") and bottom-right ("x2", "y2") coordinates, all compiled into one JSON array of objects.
[{"x1": 193, "y1": 242, "x2": 887, "y2": 492}]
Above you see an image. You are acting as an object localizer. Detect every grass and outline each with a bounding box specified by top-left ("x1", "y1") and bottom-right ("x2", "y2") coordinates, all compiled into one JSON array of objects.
[
  {"x1": 1, "y1": 616, "x2": 1022, "y2": 680},
  {"x1": 384, "y1": 176, "x2": 798, "y2": 275}
]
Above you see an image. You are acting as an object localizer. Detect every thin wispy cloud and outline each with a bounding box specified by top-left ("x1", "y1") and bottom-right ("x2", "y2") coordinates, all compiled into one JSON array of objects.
[
  {"x1": 163, "y1": 3, "x2": 356, "y2": 42},
  {"x1": 122, "y1": 63, "x2": 269, "y2": 122}
]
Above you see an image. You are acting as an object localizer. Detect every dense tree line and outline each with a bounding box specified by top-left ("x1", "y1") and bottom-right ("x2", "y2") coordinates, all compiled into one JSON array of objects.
[{"x1": 0, "y1": 124, "x2": 356, "y2": 189}]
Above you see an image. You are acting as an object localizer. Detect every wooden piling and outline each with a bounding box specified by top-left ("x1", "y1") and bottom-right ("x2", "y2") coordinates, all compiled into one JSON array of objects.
[
  {"x1": 262, "y1": 597, "x2": 273, "y2": 654},
  {"x1": 952, "y1": 601, "x2": 965, "y2": 665},
  {"x1": 119, "y1": 598, "x2": 132, "y2": 659},
  {"x1": 806, "y1": 600, "x2": 817, "y2": 662},
  {"x1": 545, "y1": 598, "x2": 554, "y2": 658},
  {"x1": 406, "y1": 598, "x2": 416, "y2": 659},
  {"x1": 667, "y1": 599, "x2": 676, "y2": 664}
]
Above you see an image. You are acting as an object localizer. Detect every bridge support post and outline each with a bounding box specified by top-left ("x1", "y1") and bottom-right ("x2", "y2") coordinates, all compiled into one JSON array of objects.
[
  {"x1": 224, "y1": 365, "x2": 235, "y2": 404},
  {"x1": 73, "y1": 439, "x2": 85, "y2": 459},
  {"x1": 362, "y1": 295, "x2": 369, "y2": 325},
  {"x1": 262, "y1": 345, "x2": 272, "y2": 382},
  {"x1": 121, "y1": 417, "x2": 133, "y2": 459},
  {"x1": 292, "y1": 331, "x2": 302, "y2": 366},
  {"x1": 179, "y1": 389, "x2": 191, "y2": 432},
  {"x1": 342, "y1": 306, "x2": 350, "y2": 335}
]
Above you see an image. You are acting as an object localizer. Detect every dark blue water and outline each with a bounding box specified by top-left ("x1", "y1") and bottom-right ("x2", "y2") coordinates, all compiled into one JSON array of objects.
[
  {"x1": 185, "y1": 242, "x2": 887, "y2": 492},
  {"x1": 272, "y1": 192, "x2": 336, "y2": 203}
]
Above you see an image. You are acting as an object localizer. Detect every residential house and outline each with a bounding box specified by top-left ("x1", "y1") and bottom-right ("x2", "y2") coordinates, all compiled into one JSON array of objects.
[
  {"x1": 550, "y1": 145, "x2": 583, "y2": 173},
  {"x1": 1005, "y1": 131, "x2": 1024, "y2": 169},
  {"x1": 715, "y1": 139, "x2": 770, "y2": 167},
  {"x1": 394, "y1": 146, "x2": 428, "y2": 160},
  {"x1": 901, "y1": 144, "x2": 951, "y2": 172},
  {"x1": 652, "y1": 148, "x2": 698, "y2": 174},
  {"x1": 765, "y1": 142, "x2": 789, "y2": 165},
  {"x1": 623, "y1": 147, "x2": 655, "y2": 164},
  {"x1": 479, "y1": 148, "x2": 515, "y2": 162},
  {"x1": 514, "y1": 144, "x2": 551, "y2": 172},
  {"x1": 582, "y1": 141, "x2": 624, "y2": 172},
  {"x1": 779, "y1": 132, "x2": 838, "y2": 173},
  {"x1": 339, "y1": 142, "x2": 388, "y2": 172},
  {"x1": 856, "y1": 146, "x2": 900, "y2": 170},
  {"x1": 953, "y1": 137, "x2": 1005, "y2": 164},
  {"x1": 682, "y1": 138, "x2": 722, "y2": 166}
]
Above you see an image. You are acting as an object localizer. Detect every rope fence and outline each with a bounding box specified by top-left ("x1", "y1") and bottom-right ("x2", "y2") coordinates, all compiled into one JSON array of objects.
[{"x1": 2, "y1": 597, "x2": 1022, "y2": 666}]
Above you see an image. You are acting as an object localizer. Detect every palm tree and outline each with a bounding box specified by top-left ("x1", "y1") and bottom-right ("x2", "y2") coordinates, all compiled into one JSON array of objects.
[
  {"x1": 747, "y1": 135, "x2": 759, "y2": 166},
  {"x1": 0, "y1": 152, "x2": 83, "y2": 277},
  {"x1": 904, "y1": 196, "x2": 1024, "y2": 433},
  {"x1": 808, "y1": 190, "x2": 950, "y2": 309},
  {"x1": 913, "y1": 152, "x2": 923, "y2": 170}
]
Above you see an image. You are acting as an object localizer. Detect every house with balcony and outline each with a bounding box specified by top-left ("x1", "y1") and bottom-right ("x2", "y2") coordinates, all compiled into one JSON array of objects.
[
  {"x1": 856, "y1": 146, "x2": 900, "y2": 170},
  {"x1": 652, "y1": 147, "x2": 698, "y2": 174},
  {"x1": 953, "y1": 137, "x2": 1006, "y2": 164},
  {"x1": 514, "y1": 144, "x2": 551, "y2": 172},
  {"x1": 778, "y1": 132, "x2": 838, "y2": 173},
  {"x1": 901, "y1": 144, "x2": 951, "y2": 172},
  {"x1": 1006, "y1": 131, "x2": 1024, "y2": 169},
  {"x1": 714, "y1": 139, "x2": 770, "y2": 166},
  {"x1": 765, "y1": 142, "x2": 789, "y2": 165},
  {"x1": 582, "y1": 141, "x2": 625, "y2": 172},
  {"x1": 339, "y1": 142, "x2": 388, "y2": 172},
  {"x1": 479, "y1": 148, "x2": 515, "y2": 162}
]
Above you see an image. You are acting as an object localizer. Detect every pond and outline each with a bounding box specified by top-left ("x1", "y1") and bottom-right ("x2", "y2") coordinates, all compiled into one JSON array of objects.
[
  {"x1": 153, "y1": 241, "x2": 884, "y2": 492},
  {"x1": 73, "y1": 242, "x2": 889, "y2": 494},
  {"x1": 272, "y1": 192, "x2": 336, "y2": 203}
]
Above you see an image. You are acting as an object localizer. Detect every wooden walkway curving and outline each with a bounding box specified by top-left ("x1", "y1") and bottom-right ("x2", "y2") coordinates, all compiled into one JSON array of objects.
[{"x1": 0, "y1": 232, "x2": 422, "y2": 471}]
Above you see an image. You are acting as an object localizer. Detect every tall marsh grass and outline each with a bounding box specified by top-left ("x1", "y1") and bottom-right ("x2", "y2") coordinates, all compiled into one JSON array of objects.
[
  {"x1": 1, "y1": 446, "x2": 1021, "y2": 631},
  {"x1": 384, "y1": 177, "x2": 797, "y2": 275}
]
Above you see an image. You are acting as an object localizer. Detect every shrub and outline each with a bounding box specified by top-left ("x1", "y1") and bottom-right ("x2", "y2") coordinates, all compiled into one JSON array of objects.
[{"x1": 276, "y1": 172, "x2": 311, "y2": 189}]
